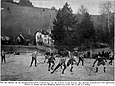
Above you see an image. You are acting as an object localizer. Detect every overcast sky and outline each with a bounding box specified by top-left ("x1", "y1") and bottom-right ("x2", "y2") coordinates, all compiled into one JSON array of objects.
[{"x1": 13, "y1": 0, "x2": 114, "y2": 15}]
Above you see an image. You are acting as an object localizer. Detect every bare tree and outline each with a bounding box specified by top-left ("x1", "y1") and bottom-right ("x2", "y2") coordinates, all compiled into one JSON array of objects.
[{"x1": 99, "y1": 1, "x2": 113, "y2": 33}]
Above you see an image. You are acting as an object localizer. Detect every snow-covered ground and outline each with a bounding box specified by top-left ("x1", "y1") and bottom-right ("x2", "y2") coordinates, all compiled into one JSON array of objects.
[{"x1": 1, "y1": 52, "x2": 114, "y2": 81}]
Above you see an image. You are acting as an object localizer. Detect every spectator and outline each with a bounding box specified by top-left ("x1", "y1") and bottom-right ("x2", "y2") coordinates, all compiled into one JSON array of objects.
[{"x1": 1, "y1": 50, "x2": 6, "y2": 63}]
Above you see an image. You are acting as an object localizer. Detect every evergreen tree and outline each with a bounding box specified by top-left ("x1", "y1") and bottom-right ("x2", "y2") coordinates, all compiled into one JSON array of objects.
[
  {"x1": 52, "y1": 2, "x2": 77, "y2": 47},
  {"x1": 79, "y1": 12, "x2": 95, "y2": 47}
]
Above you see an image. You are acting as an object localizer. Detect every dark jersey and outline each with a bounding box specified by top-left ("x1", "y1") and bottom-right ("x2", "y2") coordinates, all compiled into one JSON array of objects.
[
  {"x1": 79, "y1": 53, "x2": 84, "y2": 60},
  {"x1": 45, "y1": 51, "x2": 50, "y2": 56},
  {"x1": 93, "y1": 56, "x2": 107, "y2": 67},
  {"x1": 73, "y1": 51, "x2": 78, "y2": 57},
  {"x1": 97, "y1": 58, "x2": 106, "y2": 62},
  {"x1": 48, "y1": 56, "x2": 55, "y2": 62},
  {"x1": 67, "y1": 58, "x2": 76, "y2": 66}
]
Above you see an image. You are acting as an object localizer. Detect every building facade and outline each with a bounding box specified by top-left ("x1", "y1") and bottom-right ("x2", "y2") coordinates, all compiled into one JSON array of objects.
[{"x1": 35, "y1": 30, "x2": 54, "y2": 47}]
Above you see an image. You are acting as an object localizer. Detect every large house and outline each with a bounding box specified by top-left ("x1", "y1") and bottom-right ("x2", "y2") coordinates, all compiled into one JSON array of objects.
[{"x1": 35, "y1": 29, "x2": 54, "y2": 47}]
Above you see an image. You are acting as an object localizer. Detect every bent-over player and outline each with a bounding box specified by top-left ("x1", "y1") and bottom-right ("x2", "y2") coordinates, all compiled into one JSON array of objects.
[
  {"x1": 67, "y1": 57, "x2": 77, "y2": 72},
  {"x1": 92, "y1": 52, "x2": 107, "y2": 73},
  {"x1": 51, "y1": 56, "x2": 66, "y2": 74}
]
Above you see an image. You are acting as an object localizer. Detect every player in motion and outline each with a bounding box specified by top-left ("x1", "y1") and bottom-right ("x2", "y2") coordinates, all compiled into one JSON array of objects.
[
  {"x1": 92, "y1": 52, "x2": 107, "y2": 73},
  {"x1": 44, "y1": 48, "x2": 52, "y2": 63},
  {"x1": 109, "y1": 52, "x2": 114, "y2": 65},
  {"x1": 67, "y1": 56, "x2": 77, "y2": 72},
  {"x1": 30, "y1": 51, "x2": 38, "y2": 67},
  {"x1": 47, "y1": 53, "x2": 56, "y2": 71},
  {"x1": 51, "y1": 56, "x2": 66, "y2": 74},
  {"x1": 77, "y1": 52, "x2": 84, "y2": 66}
]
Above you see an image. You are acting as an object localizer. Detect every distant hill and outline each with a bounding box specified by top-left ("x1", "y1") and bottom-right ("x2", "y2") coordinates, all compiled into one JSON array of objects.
[
  {"x1": 1, "y1": 1, "x2": 102, "y2": 40},
  {"x1": 1, "y1": 2, "x2": 57, "y2": 38}
]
